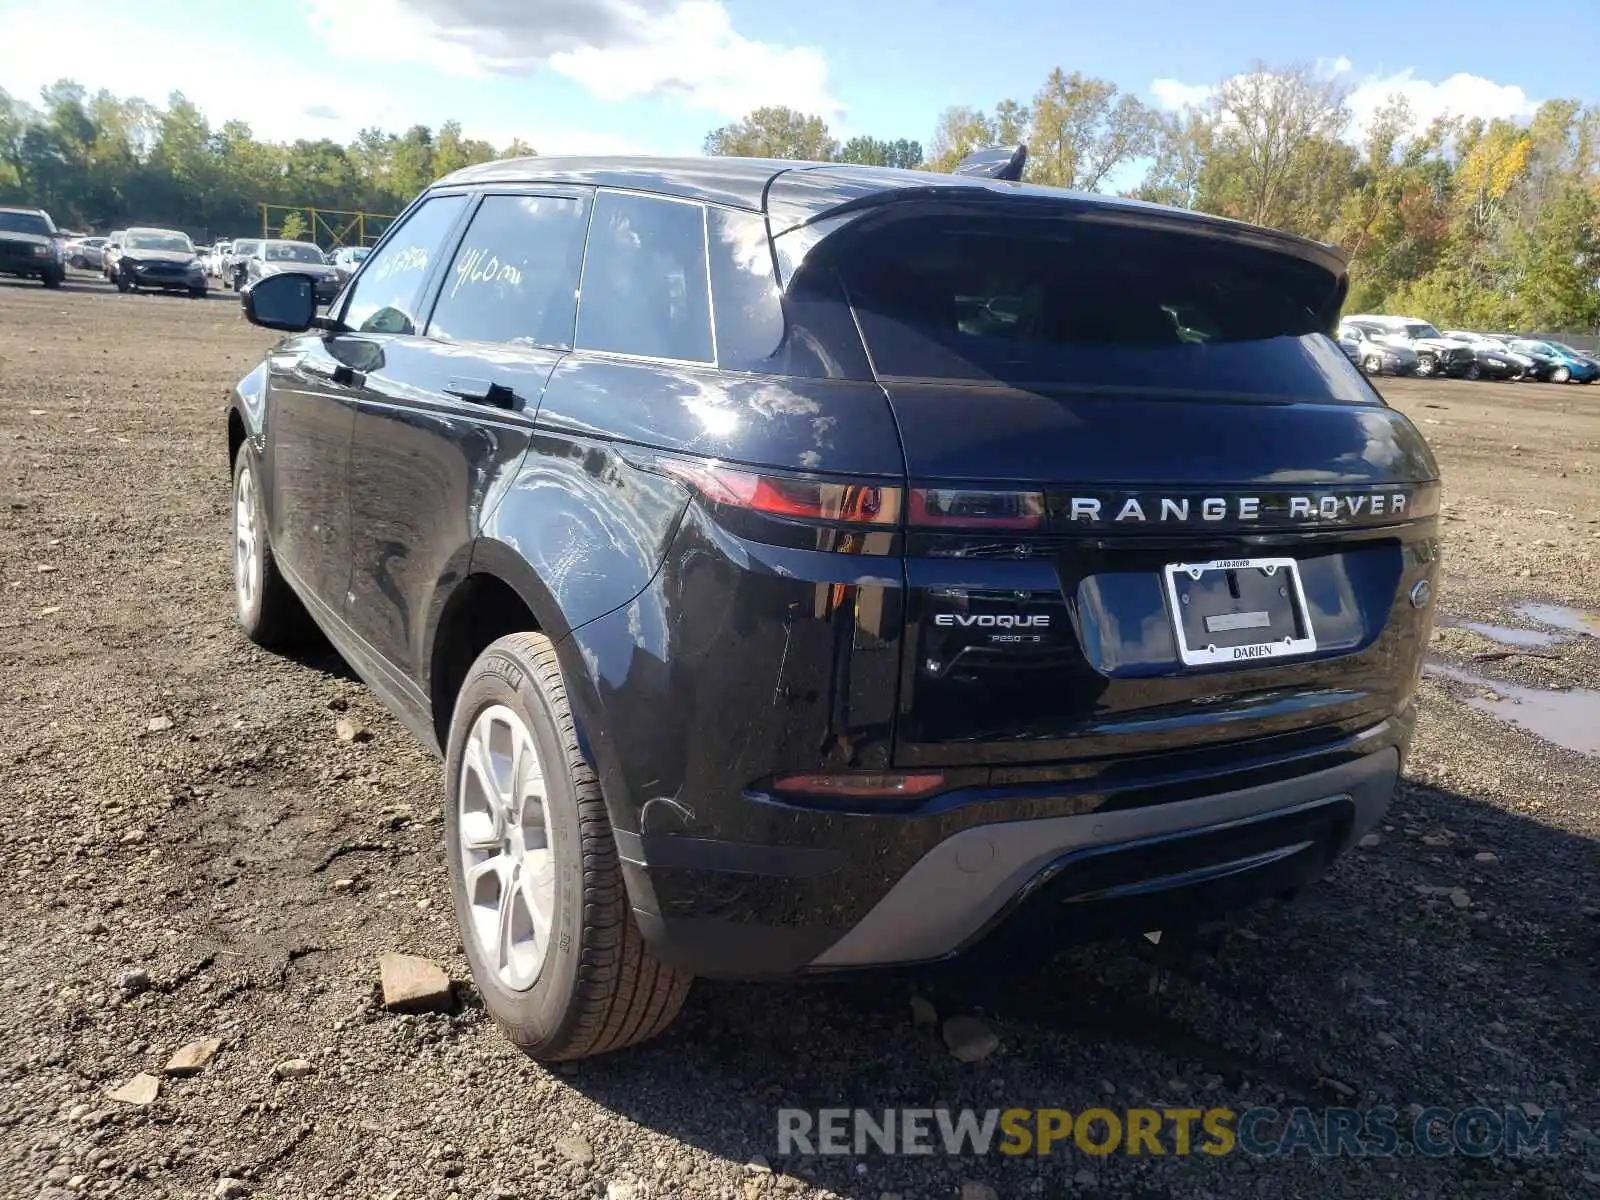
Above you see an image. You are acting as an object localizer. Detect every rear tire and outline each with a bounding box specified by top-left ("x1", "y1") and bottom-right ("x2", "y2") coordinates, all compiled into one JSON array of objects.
[
  {"x1": 232, "y1": 445, "x2": 311, "y2": 649},
  {"x1": 444, "y1": 633, "x2": 691, "y2": 1061}
]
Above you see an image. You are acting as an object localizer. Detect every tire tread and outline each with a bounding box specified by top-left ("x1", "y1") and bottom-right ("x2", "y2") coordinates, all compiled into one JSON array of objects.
[{"x1": 488, "y1": 632, "x2": 690, "y2": 1060}]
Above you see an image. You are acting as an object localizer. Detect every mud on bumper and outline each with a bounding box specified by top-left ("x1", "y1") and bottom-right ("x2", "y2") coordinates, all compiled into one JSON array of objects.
[{"x1": 621, "y1": 739, "x2": 1401, "y2": 978}]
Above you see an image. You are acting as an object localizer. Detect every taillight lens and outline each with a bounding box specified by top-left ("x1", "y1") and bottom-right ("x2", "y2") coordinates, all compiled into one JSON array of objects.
[
  {"x1": 660, "y1": 459, "x2": 901, "y2": 525},
  {"x1": 910, "y1": 488, "x2": 1045, "y2": 529},
  {"x1": 769, "y1": 772, "x2": 946, "y2": 800}
]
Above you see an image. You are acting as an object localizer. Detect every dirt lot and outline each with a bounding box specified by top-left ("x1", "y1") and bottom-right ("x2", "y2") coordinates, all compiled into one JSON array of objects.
[{"x1": 2, "y1": 273, "x2": 1598, "y2": 1200}]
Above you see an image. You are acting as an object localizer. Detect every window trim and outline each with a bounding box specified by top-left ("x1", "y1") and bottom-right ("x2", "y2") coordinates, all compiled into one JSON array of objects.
[
  {"x1": 417, "y1": 184, "x2": 595, "y2": 351},
  {"x1": 571, "y1": 187, "x2": 720, "y2": 369}
]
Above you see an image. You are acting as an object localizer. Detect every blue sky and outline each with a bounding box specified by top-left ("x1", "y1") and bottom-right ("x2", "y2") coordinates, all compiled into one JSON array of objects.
[{"x1": 2, "y1": 0, "x2": 1596, "y2": 158}]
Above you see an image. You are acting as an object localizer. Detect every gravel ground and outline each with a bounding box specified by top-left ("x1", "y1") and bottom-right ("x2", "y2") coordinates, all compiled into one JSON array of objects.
[{"x1": 1, "y1": 274, "x2": 1598, "y2": 1200}]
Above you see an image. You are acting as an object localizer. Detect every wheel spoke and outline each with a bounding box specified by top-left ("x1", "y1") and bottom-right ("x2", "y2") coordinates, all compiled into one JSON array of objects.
[{"x1": 454, "y1": 702, "x2": 554, "y2": 993}]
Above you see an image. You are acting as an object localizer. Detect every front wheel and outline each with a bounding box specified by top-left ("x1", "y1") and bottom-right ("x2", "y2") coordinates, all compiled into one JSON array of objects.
[
  {"x1": 189, "y1": 285, "x2": 207, "y2": 298},
  {"x1": 41, "y1": 268, "x2": 63, "y2": 289},
  {"x1": 1550, "y1": 366, "x2": 1571, "y2": 383},
  {"x1": 1465, "y1": 362, "x2": 1481, "y2": 381},
  {"x1": 1414, "y1": 355, "x2": 1435, "y2": 378},
  {"x1": 444, "y1": 633, "x2": 691, "y2": 1061},
  {"x1": 115, "y1": 267, "x2": 134, "y2": 293},
  {"x1": 1361, "y1": 354, "x2": 1383, "y2": 375},
  {"x1": 232, "y1": 446, "x2": 310, "y2": 648}
]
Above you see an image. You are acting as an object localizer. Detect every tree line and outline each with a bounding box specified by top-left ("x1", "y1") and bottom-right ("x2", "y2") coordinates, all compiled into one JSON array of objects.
[{"x1": 5, "y1": 65, "x2": 1598, "y2": 331}]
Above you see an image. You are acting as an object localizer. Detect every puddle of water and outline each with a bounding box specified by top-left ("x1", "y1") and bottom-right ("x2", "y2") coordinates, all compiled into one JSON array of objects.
[
  {"x1": 1513, "y1": 602, "x2": 1600, "y2": 638},
  {"x1": 1425, "y1": 662, "x2": 1600, "y2": 756},
  {"x1": 1441, "y1": 618, "x2": 1562, "y2": 649}
]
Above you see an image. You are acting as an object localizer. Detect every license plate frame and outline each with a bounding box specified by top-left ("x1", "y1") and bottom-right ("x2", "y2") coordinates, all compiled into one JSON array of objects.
[{"x1": 1162, "y1": 556, "x2": 1318, "y2": 667}]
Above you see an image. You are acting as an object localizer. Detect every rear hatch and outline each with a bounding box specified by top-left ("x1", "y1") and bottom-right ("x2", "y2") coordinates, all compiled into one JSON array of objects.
[{"x1": 794, "y1": 200, "x2": 1441, "y2": 769}]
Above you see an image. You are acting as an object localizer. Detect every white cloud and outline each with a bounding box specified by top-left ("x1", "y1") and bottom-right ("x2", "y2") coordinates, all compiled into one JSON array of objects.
[
  {"x1": 1149, "y1": 78, "x2": 1215, "y2": 112},
  {"x1": 305, "y1": 0, "x2": 840, "y2": 119},
  {"x1": 1346, "y1": 69, "x2": 1538, "y2": 134},
  {"x1": 0, "y1": 9, "x2": 403, "y2": 144},
  {"x1": 1149, "y1": 61, "x2": 1541, "y2": 140}
]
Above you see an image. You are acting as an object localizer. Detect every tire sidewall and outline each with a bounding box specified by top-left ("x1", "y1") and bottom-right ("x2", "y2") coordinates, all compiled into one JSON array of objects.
[{"x1": 443, "y1": 641, "x2": 588, "y2": 1048}]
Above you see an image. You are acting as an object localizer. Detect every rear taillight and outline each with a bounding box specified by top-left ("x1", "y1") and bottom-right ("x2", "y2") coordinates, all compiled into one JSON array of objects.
[
  {"x1": 769, "y1": 771, "x2": 946, "y2": 801},
  {"x1": 910, "y1": 488, "x2": 1045, "y2": 530},
  {"x1": 659, "y1": 459, "x2": 901, "y2": 525}
]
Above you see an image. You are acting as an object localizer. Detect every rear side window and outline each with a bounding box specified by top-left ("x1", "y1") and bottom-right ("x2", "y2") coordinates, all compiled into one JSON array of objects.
[
  {"x1": 428, "y1": 194, "x2": 588, "y2": 349},
  {"x1": 835, "y1": 217, "x2": 1370, "y2": 402},
  {"x1": 342, "y1": 194, "x2": 467, "y2": 335},
  {"x1": 576, "y1": 191, "x2": 713, "y2": 363}
]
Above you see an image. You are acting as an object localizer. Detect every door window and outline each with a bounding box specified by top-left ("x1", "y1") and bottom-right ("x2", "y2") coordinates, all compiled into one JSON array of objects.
[
  {"x1": 427, "y1": 194, "x2": 589, "y2": 349},
  {"x1": 341, "y1": 194, "x2": 468, "y2": 335},
  {"x1": 576, "y1": 191, "x2": 713, "y2": 363}
]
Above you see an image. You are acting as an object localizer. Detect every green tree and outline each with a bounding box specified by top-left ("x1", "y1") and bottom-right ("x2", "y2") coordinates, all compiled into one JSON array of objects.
[
  {"x1": 703, "y1": 107, "x2": 838, "y2": 160},
  {"x1": 1026, "y1": 69, "x2": 1156, "y2": 191},
  {"x1": 837, "y1": 136, "x2": 923, "y2": 168}
]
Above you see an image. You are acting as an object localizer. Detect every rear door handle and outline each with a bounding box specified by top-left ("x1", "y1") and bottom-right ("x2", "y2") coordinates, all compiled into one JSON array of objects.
[{"x1": 445, "y1": 377, "x2": 518, "y2": 409}]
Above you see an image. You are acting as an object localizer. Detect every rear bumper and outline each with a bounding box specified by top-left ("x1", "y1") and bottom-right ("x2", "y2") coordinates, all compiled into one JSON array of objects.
[{"x1": 622, "y1": 730, "x2": 1403, "y2": 978}]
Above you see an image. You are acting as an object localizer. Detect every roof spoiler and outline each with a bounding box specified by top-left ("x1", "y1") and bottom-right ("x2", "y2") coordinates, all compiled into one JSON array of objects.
[{"x1": 952, "y1": 144, "x2": 1027, "y2": 182}]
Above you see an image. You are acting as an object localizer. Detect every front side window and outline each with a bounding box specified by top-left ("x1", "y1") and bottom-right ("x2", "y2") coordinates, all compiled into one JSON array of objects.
[
  {"x1": 341, "y1": 194, "x2": 467, "y2": 335},
  {"x1": 428, "y1": 194, "x2": 589, "y2": 349},
  {"x1": 576, "y1": 191, "x2": 713, "y2": 363}
]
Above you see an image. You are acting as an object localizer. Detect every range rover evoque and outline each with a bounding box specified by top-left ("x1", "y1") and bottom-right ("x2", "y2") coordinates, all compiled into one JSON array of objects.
[{"x1": 227, "y1": 153, "x2": 1442, "y2": 1061}]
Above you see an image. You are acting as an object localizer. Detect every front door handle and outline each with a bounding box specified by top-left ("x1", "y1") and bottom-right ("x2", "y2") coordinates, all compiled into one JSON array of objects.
[
  {"x1": 302, "y1": 359, "x2": 363, "y2": 388},
  {"x1": 445, "y1": 377, "x2": 518, "y2": 409}
]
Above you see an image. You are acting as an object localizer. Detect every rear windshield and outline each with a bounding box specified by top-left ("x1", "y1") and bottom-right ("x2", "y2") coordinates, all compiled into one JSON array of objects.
[
  {"x1": 0, "y1": 211, "x2": 53, "y2": 236},
  {"x1": 833, "y1": 216, "x2": 1371, "y2": 402}
]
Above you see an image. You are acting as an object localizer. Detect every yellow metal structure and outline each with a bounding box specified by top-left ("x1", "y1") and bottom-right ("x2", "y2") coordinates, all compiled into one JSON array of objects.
[{"x1": 257, "y1": 204, "x2": 396, "y2": 249}]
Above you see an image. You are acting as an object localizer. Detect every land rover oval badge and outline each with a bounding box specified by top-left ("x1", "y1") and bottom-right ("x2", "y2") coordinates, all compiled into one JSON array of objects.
[{"x1": 1409, "y1": 580, "x2": 1432, "y2": 609}]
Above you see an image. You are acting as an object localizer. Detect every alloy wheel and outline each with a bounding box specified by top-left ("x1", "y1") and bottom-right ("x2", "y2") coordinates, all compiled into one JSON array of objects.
[
  {"x1": 457, "y1": 704, "x2": 556, "y2": 992},
  {"x1": 234, "y1": 462, "x2": 260, "y2": 614}
]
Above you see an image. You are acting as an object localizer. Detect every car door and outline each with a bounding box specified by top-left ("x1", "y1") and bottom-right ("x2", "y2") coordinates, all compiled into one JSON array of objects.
[
  {"x1": 340, "y1": 187, "x2": 593, "y2": 689},
  {"x1": 263, "y1": 193, "x2": 472, "y2": 623}
]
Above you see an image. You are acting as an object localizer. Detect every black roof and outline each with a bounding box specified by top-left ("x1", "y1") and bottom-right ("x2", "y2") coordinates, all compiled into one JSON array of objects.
[{"x1": 435, "y1": 155, "x2": 1346, "y2": 275}]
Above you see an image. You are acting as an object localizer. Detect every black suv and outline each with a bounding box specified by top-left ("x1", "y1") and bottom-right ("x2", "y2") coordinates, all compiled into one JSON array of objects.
[
  {"x1": 0, "y1": 206, "x2": 66, "y2": 287},
  {"x1": 228, "y1": 155, "x2": 1441, "y2": 1060}
]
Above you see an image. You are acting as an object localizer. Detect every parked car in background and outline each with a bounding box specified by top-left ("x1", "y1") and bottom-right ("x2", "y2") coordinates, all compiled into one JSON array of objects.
[
  {"x1": 330, "y1": 245, "x2": 369, "y2": 285},
  {"x1": 208, "y1": 240, "x2": 233, "y2": 278},
  {"x1": 1507, "y1": 339, "x2": 1599, "y2": 384},
  {"x1": 224, "y1": 238, "x2": 261, "y2": 290},
  {"x1": 101, "y1": 230, "x2": 128, "y2": 280},
  {"x1": 1341, "y1": 314, "x2": 1475, "y2": 378},
  {"x1": 1439, "y1": 331, "x2": 1530, "y2": 380},
  {"x1": 1338, "y1": 321, "x2": 1419, "y2": 375},
  {"x1": 67, "y1": 236, "x2": 109, "y2": 270},
  {"x1": 0, "y1": 206, "x2": 67, "y2": 287},
  {"x1": 1543, "y1": 341, "x2": 1600, "y2": 381},
  {"x1": 237, "y1": 239, "x2": 341, "y2": 303},
  {"x1": 229, "y1": 154, "x2": 1440, "y2": 1061},
  {"x1": 109, "y1": 227, "x2": 208, "y2": 296}
]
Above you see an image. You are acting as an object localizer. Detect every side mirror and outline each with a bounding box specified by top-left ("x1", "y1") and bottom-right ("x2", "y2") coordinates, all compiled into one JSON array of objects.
[{"x1": 242, "y1": 272, "x2": 316, "y2": 332}]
